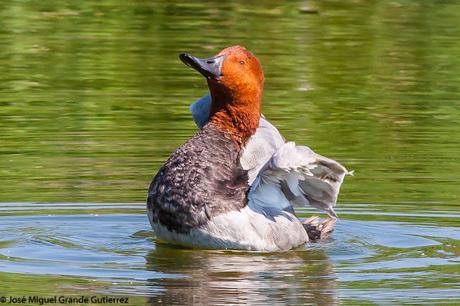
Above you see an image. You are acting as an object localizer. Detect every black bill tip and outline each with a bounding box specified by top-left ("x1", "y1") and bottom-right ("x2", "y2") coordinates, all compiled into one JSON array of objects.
[{"x1": 179, "y1": 52, "x2": 225, "y2": 80}]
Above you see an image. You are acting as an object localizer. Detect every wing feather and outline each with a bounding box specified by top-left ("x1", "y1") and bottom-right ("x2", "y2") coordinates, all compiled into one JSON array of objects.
[
  {"x1": 189, "y1": 95, "x2": 350, "y2": 217},
  {"x1": 256, "y1": 142, "x2": 349, "y2": 217}
]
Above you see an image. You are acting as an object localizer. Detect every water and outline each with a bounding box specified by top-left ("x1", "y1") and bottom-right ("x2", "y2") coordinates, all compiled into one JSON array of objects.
[{"x1": 1, "y1": 0, "x2": 459, "y2": 304}]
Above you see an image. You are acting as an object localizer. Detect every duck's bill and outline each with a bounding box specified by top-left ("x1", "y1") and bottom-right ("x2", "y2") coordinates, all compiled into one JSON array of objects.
[{"x1": 179, "y1": 53, "x2": 225, "y2": 80}]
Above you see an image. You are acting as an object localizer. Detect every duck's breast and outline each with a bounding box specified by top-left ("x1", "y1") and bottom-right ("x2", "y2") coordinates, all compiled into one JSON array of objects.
[{"x1": 147, "y1": 123, "x2": 248, "y2": 234}]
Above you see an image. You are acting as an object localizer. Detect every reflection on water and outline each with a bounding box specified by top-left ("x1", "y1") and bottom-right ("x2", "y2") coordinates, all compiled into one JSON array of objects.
[
  {"x1": 145, "y1": 247, "x2": 337, "y2": 305},
  {"x1": 1, "y1": 0, "x2": 460, "y2": 304}
]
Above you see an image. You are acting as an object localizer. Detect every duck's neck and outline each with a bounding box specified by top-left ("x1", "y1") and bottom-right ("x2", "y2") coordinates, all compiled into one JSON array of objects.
[{"x1": 209, "y1": 87, "x2": 261, "y2": 148}]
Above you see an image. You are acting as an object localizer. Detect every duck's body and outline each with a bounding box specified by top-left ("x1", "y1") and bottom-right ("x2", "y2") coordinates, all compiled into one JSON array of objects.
[
  {"x1": 147, "y1": 120, "x2": 308, "y2": 251},
  {"x1": 147, "y1": 46, "x2": 348, "y2": 251}
]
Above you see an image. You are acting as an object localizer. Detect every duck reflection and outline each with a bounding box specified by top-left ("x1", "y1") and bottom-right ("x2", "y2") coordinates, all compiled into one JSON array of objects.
[{"x1": 144, "y1": 243, "x2": 338, "y2": 305}]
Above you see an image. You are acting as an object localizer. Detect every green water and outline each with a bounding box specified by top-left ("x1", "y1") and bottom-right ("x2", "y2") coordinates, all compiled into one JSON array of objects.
[{"x1": 1, "y1": 0, "x2": 459, "y2": 305}]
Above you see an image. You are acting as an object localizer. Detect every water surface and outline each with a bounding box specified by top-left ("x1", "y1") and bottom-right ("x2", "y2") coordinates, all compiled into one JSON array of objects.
[{"x1": 1, "y1": 0, "x2": 459, "y2": 304}]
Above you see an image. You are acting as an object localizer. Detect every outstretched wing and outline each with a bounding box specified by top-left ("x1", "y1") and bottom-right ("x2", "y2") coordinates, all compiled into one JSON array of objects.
[
  {"x1": 190, "y1": 95, "x2": 350, "y2": 217},
  {"x1": 249, "y1": 142, "x2": 350, "y2": 218}
]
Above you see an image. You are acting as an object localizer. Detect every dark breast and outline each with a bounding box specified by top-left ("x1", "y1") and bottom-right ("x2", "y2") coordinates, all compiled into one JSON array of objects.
[{"x1": 147, "y1": 123, "x2": 249, "y2": 233}]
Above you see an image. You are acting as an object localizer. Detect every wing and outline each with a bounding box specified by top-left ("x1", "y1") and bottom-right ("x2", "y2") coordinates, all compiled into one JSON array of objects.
[
  {"x1": 189, "y1": 95, "x2": 211, "y2": 129},
  {"x1": 239, "y1": 117, "x2": 285, "y2": 185},
  {"x1": 189, "y1": 94, "x2": 351, "y2": 217},
  {"x1": 249, "y1": 142, "x2": 350, "y2": 218}
]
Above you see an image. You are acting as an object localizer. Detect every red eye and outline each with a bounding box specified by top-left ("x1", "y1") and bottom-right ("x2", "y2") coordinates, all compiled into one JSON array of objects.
[{"x1": 239, "y1": 60, "x2": 245, "y2": 65}]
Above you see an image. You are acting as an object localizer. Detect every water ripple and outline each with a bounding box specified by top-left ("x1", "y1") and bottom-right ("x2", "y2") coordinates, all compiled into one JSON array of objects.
[{"x1": 0, "y1": 203, "x2": 458, "y2": 304}]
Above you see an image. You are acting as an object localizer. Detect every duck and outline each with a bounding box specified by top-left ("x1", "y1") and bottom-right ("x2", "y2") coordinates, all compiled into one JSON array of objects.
[{"x1": 147, "y1": 45, "x2": 350, "y2": 251}]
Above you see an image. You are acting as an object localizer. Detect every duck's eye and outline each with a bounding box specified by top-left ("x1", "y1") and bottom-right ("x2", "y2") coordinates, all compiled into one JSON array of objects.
[{"x1": 239, "y1": 60, "x2": 245, "y2": 65}]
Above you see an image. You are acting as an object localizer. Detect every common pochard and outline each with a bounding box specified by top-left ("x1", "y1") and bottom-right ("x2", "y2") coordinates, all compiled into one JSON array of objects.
[{"x1": 147, "y1": 46, "x2": 350, "y2": 251}]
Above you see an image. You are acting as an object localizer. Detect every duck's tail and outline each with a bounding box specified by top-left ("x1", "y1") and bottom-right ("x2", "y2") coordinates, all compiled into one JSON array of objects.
[{"x1": 302, "y1": 216, "x2": 336, "y2": 242}]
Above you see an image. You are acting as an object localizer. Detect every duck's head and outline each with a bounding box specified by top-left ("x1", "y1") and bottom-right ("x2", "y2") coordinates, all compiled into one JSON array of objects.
[{"x1": 180, "y1": 45, "x2": 264, "y2": 146}]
